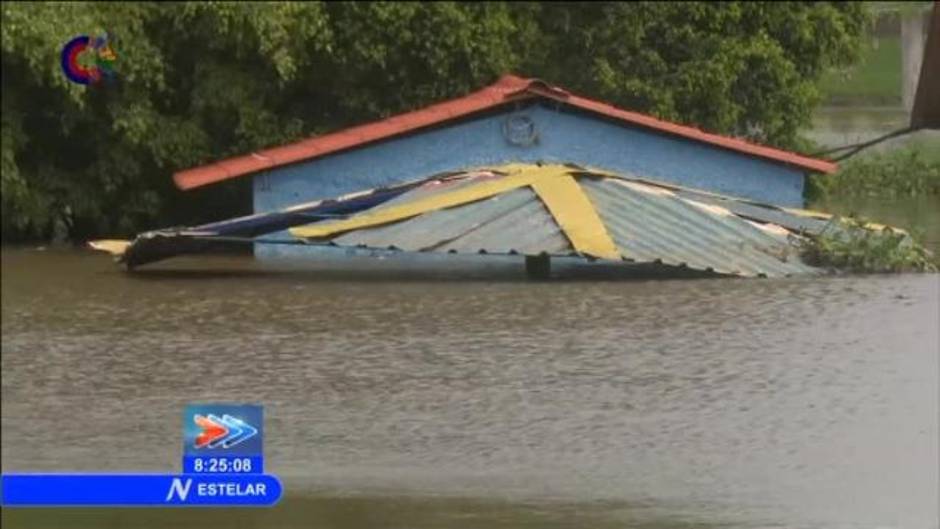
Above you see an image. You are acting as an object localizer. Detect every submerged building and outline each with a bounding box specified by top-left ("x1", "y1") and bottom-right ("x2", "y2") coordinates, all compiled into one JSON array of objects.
[
  {"x1": 99, "y1": 163, "x2": 838, "y2": 278},
  {"x1": 171, "y1": 74, "x2": 837, "y2": 260}
]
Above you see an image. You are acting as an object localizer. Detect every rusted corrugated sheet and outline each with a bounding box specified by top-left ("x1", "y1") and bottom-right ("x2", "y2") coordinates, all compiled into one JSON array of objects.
[{"x1": 173, "y1": 75, "x2": 837, "y2": 190}]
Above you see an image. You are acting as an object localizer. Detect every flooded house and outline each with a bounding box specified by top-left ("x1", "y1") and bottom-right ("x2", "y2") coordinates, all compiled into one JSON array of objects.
[
  {"x1": 171, "y1": 75, "x2": 837, "y2": 260},
  {"x1": 94, "y1": 75, "x2": 851, "y2": 277}
]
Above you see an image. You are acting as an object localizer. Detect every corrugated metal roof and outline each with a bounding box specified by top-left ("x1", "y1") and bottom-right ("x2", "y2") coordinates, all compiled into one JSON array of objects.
[
  {"x1": 173, "y1": 75, "x2": 838, "y2": 190},
  {"x1": 292, "y1": 164, "x2": 822, "y2": 278},
  {"x1": 333, "y1": 187, "x2": 571, "y2": 255},
  {"x1": 361, "y1": 170, "x2": 507, "y2": 212},
  {"x1": 670, "y1": 190, "x2": 835, "y2": 236},
  {"x1": 579, "y1": 178, "x2": 817, "y2": 277},
  {"x1": 567, "y1": 167, "x2": 837, "y2": 235}
]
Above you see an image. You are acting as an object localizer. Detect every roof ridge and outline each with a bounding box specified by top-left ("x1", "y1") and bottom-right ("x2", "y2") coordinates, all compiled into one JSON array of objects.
[{"x1": 173, "y1": 74, "x2": 837, "y2": 190}]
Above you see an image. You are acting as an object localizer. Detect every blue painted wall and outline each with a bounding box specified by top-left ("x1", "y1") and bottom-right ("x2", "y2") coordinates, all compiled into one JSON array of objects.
[{"x1": 253, "y1": 102, "x2": 807, "y2": 258}]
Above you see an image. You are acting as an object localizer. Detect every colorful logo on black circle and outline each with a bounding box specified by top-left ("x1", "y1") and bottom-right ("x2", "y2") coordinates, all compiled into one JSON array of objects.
[{"x1": 60, "y1": 32, "x2": 117, "y2": 85}]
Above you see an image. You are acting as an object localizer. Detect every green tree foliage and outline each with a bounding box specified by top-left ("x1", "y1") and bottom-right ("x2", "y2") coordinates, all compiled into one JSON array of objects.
[
  {"x1": 522, "y1": 2, "x2": 868, "y2": 147},
  {"x1": 1, "y1": 1, "x2": 868, "y2": 242}
]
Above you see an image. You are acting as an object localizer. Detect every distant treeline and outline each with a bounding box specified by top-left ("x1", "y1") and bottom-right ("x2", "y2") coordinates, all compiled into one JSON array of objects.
[{"x1": 1, "y1": 2, "x2": 868, "y2": 242}]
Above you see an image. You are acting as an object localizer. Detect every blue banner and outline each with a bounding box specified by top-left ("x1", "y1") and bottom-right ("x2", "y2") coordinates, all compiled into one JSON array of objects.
[{"x1": 1, "y1": 474, "x2": 282, "y2": 507}]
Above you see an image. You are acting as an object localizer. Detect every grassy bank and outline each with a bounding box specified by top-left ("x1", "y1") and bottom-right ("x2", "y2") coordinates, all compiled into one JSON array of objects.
[{"x1": 819, "y1": 36, "x2": 900, "y2": 106}]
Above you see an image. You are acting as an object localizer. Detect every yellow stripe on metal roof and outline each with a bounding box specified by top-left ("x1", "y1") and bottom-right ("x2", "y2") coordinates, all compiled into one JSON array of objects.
[
  {"x1": 290, "y1": 168, "x2": 546, "y2": 239},
  {"x1": 530, "y1": 172, "x2": 621, "y2": 260}
]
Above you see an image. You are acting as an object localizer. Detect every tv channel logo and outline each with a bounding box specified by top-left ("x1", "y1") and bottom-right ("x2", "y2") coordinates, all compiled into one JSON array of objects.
[{"x1": 183, "y1": 404, "x2": 263, "y2": 456}]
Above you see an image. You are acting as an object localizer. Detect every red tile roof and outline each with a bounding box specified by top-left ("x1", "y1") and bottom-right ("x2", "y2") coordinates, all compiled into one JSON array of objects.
[{"x1": 174, "y1": 74, "x2": 837, "y2": 190}]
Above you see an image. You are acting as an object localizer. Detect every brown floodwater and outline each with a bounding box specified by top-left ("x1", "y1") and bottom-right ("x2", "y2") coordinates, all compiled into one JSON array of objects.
[{"x1": 1, "y1": 248, "x2": 938, "y2": 529}]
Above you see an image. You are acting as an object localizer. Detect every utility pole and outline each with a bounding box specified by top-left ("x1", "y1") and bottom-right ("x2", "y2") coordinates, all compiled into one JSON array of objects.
[{"x1": 901, "y1": 7, "x2": 930, "y2": 112}]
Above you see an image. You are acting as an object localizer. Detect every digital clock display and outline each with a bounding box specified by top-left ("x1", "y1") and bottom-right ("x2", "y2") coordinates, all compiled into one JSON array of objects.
[
  {"x1": 184, "y1": 456, "x2": 263, "y2": 474},
  {"x1": 183, "y1": 404, "x2": 264, "y2": 474},
  {"x1": 1, "y1": 403, "x2": 278, "y2": 507}
]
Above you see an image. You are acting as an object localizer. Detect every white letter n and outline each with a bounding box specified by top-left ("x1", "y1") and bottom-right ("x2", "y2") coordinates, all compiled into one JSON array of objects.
[{"x1": 166, "y1": 478, "x2": 193, "y2": 502}]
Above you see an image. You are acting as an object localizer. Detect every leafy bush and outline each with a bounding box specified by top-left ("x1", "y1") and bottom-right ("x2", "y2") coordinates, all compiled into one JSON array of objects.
[
  {"x1": 806, "y1": 147, "x2": 940, "y2": 201},
  {"x1": 798, "y1": 215, "x2": 937, "y2": 273}
]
